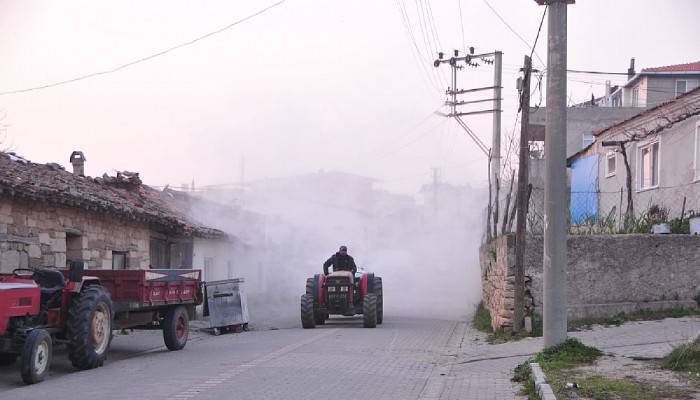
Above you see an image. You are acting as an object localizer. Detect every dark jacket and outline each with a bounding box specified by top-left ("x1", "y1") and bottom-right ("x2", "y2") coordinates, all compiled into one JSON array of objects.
[{"x1": 323, "y1": 252, "x2": 357, "y2": 275}]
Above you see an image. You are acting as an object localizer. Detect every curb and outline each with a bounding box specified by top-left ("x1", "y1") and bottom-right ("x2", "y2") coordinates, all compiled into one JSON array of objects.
[{"x1": 530, "y1": 362, "x2": 556, "y2": 400}]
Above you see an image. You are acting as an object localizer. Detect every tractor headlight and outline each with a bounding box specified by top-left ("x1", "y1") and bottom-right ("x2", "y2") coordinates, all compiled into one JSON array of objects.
[
  {"x1": 327, "y1": 286, "x2": 336, "y2": 292},
  {"x1": 340, "y1": 286, "x2": 349, "y2": 292}
]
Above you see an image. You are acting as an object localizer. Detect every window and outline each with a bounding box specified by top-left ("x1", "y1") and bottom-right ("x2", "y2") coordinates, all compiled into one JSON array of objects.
[
  {"x1": 676, "y1": 79, "x2": 699, "y2": 97},
  {"x1": 606, "y1": 152, "x2": 616, "y2": 177},
  {"x1": 631, "y1": 88, "x2": 639, "y2": 107},
  {"x1": 695, "y1": 124, "x2": 700, "y2": 181},
  {"x1": 112, "y1": 251, "x2": 128, "y2": 270},
  {"x1": 638, "y1": 141, "x2": 659, "y2": 190},
  {"x1": 582, "y1": 133, "x2": 594, "y2": 148}
]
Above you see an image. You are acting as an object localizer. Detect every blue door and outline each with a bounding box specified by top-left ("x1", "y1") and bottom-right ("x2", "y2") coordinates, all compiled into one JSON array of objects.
[{"x1": 570, "y1": 154, "x2": 598, "y2": 224}]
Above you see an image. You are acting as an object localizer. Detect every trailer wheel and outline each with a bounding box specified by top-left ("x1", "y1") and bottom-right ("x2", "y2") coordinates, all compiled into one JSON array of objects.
[
  {"x1": 0, "y1": 352, "x2": 17, "y2": 365},
  {"x1": 67, "y1": 285, "x2": 113, "y2": 370},
  {"x1": 363, "y1": 294, "x2": 377, "y2": 328},
  {"x1": 301, "y1": 294, "x2": 315, "y2": 329},
  {"x1": 20, "y1": 329, "x2": 52, "y2": 384},
  {"x1": 374, "y1": 277, "x2": 383, "y2": 325},
  {"x1": 163, "y1": 306, "x2": 189, "y2": 351}
]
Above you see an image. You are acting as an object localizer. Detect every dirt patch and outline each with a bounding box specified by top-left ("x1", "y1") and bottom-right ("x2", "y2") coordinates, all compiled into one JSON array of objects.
[{"x1": 554, "y1": 355, "x2": 700, "y2": 400}]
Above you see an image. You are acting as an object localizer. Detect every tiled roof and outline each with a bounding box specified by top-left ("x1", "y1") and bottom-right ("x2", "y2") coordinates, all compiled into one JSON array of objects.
[
  {"x1": 642, "y1": 61, "x2": 700, "y2": 73},
  {"x1": 0, "y1": 152, "x2": 224, "y2": 238},
  {"x1": 594, "y1": 86, "x2": 700, "y2": 138}
]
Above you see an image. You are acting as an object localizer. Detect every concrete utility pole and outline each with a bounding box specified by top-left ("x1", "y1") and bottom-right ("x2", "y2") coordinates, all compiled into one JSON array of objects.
[
  {"x1": 491, "y1": 51, "x2": 503, "y2": 188},
  {"x1": 536, "y1": 0, "x2": 574, "y2": 347},
  {"x1": 513, "y1": 54, "x2": 532, "y2": 333},
  {"x1": 433, "y1": 49, "x2": 503, "y2": 238}
]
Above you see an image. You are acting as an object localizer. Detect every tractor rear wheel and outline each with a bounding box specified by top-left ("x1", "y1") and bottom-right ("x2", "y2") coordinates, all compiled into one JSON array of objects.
[
  {"x1": 163, "y1": 306, "x2": 189, "y2": 351},
  {"x1": 20, "y1": 329, "x2": 52, "y2": 384},
  {"x1": 301, "y1": 294, "x2": 315, "y2": 329},
  {"x1": 305, "y1": 278, "x2": 314, "y2": 296},
  {"x1": 363, "y1": 294, "x2": 377, "y2": 328},
  {"x1": 0, "y1": 352, "x2": 17, "y2": 365},
  {"x1": 374, "y1": 277, "x2": 383, "y2": 325},
  {"x1": 67, "y1": 285, "x2": 113, "y2": 370}
]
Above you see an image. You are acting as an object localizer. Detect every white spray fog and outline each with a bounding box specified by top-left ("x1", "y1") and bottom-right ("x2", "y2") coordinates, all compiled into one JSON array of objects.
[{"x1": 188, "y1": 172, "x2": 486, "y2": 329}]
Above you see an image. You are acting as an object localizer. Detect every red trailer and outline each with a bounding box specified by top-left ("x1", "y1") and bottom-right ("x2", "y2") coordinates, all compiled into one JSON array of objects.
[{"x1": 64, "y1": 268, "x2": 204, "y2": 351}]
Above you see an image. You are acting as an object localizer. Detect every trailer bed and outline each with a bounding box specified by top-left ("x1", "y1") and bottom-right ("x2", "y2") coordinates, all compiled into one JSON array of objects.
[{"x1": 63, "y1": 269, "x2": 203, "y2": 313}]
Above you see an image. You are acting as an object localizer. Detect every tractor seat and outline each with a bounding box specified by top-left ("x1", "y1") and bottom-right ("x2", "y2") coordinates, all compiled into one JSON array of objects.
[{"x1": 32, "y1": 269, "x2": 66, "y2": 302}]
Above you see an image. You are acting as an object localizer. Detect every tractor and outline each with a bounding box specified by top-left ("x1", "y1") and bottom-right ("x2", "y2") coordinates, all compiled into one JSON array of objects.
[
  {"x1": 0, "y1": 262, "x2": 112, "y2": 384},
  {"x1": 301, "y1": 271, "x2": 383, "y2": 328}
]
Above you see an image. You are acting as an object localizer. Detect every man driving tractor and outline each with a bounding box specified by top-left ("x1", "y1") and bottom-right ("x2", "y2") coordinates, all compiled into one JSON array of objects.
[{"x1": 323, "y1": 245, "x2": 357, "y2": 275}]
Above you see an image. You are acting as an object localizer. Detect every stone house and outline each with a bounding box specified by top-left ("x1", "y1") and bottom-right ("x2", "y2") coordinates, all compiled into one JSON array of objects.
[
  {"x1": 567, "y1": 86, "x2": 700, "y2": 221},
  {"x1": 0, "y1": 151, "x2": 228, "y2": 273}
]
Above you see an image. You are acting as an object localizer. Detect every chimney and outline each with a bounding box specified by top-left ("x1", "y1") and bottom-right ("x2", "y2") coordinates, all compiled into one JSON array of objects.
[
  {"x1": 627, "y1": 57, "x2": 636, "y2": 81},
  {"x1": 69, "y1": 151, "x2": 86, "y2": 176}
]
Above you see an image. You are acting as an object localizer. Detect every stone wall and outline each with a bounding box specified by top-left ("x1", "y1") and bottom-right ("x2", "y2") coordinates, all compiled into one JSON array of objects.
[
  {"x1": 480, "y1": 234, "x2": 700, "y2": 330},
  {"x1": 0, "y1": 197, "x2": 151, "y2": 272},
  {"x1": 479, "y1": 235, "x2": 517, "y2": 331}
]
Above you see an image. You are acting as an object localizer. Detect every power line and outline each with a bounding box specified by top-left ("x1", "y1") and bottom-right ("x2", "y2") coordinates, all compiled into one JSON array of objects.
[
  {"x1": 530, "y1": 6, "x2": 547, "y2": 61},
  {"x1": 457, "y1": 0, "x2": 466, "y2": 52},
  {"x1": 0, "y1": 1, "x2": 287, "y2": 96},
  {"x1": 395, "y1": 0, "x2": 444, "y2": 95},
  {"x1": 481, "y1": 0, "x2": 545, "y2": 67},
  {"x1": 424, "y1": 0, "x2": 444, "y2": 51},
  {"x1": 567, "y1": 69, "x2": 630, "y2": 76}
]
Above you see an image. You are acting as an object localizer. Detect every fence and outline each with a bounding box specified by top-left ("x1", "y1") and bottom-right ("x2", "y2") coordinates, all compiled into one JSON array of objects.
[{"x1": 530, "y1": 186, "x2": 700, "y2": 235}]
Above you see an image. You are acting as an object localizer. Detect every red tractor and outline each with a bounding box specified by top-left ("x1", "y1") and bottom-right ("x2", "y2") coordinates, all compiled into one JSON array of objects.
[
  {"x1": 0, "y1": 263, "x2": 113, "y2": 384},
  {"x1": 301, "y1": 271, "x2": 383, "y2": 328}
]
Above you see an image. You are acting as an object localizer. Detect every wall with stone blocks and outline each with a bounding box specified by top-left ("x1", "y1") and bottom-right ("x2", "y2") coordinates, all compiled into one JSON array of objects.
[
  {"x1": 0, "y1": 197, "x2": 151, "y2": 273},
  {"x1": 480, "y1": 234, "x2": 700, "y2": 331},
  {"x1": 478, "y1": 235, "x2": 517, "y2": 331}
]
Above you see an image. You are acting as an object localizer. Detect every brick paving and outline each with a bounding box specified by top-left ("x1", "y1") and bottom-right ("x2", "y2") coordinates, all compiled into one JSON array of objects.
[{"x1": 1, "y1": 316, "x2": 697, "y2": 400}]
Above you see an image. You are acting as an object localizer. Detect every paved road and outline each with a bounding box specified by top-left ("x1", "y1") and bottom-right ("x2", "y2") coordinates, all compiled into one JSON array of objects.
[
  {"x1": 1, "y1": 315, "x2": 696, "y2": 400},
  {"x1": 0, "y1": 315, "x2": 525, "y2": 400}
]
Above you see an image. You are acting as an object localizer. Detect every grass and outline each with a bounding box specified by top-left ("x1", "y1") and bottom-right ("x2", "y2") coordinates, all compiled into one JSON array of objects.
[
  {"x1": 512, "y1": 338, "x2": 600, "y2": 399},
  {"x1": 534, "y1": 338, "x2": 602, "y2": 370},
  {"x1": 471, "y1": 302, "x2": 537, "y2": 344},
  {"x1": 472, "y1": 301, "x2": 493, "y2": 333},
  {"x1": 662, "y1": 335, "x2": 700, "y2": 374},
  {"x1": 512, "y1": 362, "x2": 540, "y2": 400},
  {"x1": 565, "y1": 376, "x2": 677, "y2": 400}
]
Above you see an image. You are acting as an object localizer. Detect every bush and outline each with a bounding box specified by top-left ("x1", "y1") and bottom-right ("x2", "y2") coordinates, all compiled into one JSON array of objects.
[
  {"x1": 472, "y1": 301, "x2": 493, "y2": 333},
  {"x1": 662, "y1": 335, "x2": 700, "y2": 373},
  {"x1": 535, "y1": 338, "x2": 602, "y2": 370}
]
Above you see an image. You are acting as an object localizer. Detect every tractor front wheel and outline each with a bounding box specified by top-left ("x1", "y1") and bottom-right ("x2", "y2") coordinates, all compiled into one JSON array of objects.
[
  {"x1": 363, "y1": 294, "x2": 378, "y2": 328},
  {"x1": 374, "y1": 277, "x2": 383, "y2": 324},
  {"x1": 20, "y1": 329, "x2": 52, "y2": 384},
  {"x1": 67, "y1": 285, "x2": 113, "y2": 370},
  {"x1": 301, "y1": 294, "x2": 315, "y2": 329},
  {"x1": 163, "y1": 306, "x2": 189, "y2": 351}
]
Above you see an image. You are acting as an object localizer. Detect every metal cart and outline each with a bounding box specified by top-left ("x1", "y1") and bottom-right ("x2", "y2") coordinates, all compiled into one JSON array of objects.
[{"x1": 203, "y1": 278, "x2": 249, "y2": 335}]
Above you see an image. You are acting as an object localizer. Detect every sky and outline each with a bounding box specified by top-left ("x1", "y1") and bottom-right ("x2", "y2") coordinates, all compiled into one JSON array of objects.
[{"x1": 0, "y1": 0, "x2": 698, "y2": 194}]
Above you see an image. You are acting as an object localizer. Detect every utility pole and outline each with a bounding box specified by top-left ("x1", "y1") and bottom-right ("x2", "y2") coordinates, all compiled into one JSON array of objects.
[
  {"x1": 513, "y1": 54, "x2": 532, "y2": 333},
  {"x1": 431, "y1": 167, "x2": 440, "y2": 214},
  {"x1": 434, "y1": 48, "x2": 503, "y2": 238},
  {"x1": 492, "y1": 51, "x2": 503, "y2": 189},
  {"x1": 536, "y1": 0, "x2": 574, "y2": 348}
]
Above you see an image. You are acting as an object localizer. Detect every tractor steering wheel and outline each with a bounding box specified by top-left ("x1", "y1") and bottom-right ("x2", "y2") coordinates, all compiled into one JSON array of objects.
[{"x1": 12, "y1": 268, "x2": 35, "y2": 278}]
